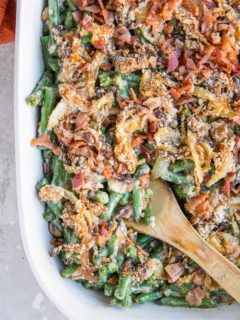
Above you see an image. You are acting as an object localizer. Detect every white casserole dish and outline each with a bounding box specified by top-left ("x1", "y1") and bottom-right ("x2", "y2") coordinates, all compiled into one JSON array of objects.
[{"x1": 14, "y1": 1, "x2": 240, "y2": 319}]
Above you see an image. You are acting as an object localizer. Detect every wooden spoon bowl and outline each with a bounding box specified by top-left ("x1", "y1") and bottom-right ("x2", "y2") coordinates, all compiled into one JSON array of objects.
[{"x1": 126, "y1": 179, "x2": 240, "y2": 303}]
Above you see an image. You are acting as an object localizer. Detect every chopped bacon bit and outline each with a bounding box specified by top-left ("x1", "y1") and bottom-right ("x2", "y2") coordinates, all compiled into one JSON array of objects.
[
  {"x1": 97, "y1": 0, "x2": 110, "y2": 23},
  {"x1": 222, "y1": 172, "x2": 236, "y2": 197},
  {"x1": 72, "y1": 172, "x2": 85, "y2": 190},
  {"x1": 167, "y1": 49, "x2": 181, "y2": 72},
  {"x1": 82, "y1": 14, "x2": 92, "y2": 30},
  {"x1": 165, "y1": 262, "x2": 185, "y2": 283},
  {"x1": 31, "y1": 134, "x2": 61, "y2": 155},
  {"x1": 170, "y1": 79, "x2": 193, "y2": 100},
  {"x1": 72, "y1": 10, "x2": 81, "y2": 23},
  {"x1": 234, "y1": 116, "x2": 240, "y2": 125},
  {"x1": 93, "y1": 39, "x2": 105, "y2": 50},
  {"x1": 185, "y1": 287, "x2": 206, "y2": 306},
  {"x1": 116, "y1": 25, "x2": 132, "y2": 45},
  {"x1": 84, "y1": 5, "x2": 100, "y2": 13},
  {"x1": 76, "y1": 112, "x2": 89, "y2": 130},
  {"x1": 98, "y1": 222, "x2": 117, "y2": 247},
  {"x1": 140, "y1": 145, "x2": 153, "y2": 161}
]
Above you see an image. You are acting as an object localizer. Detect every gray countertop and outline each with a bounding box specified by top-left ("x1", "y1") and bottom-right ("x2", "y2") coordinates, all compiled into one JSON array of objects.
[{"x1": 0, "y1": 43, "x2": 67, "y2": 320}]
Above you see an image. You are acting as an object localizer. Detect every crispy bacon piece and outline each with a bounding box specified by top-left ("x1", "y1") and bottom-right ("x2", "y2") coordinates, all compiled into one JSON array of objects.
[
  {"x1": 72, "y1": 172, "x2": 85, "y2": 190},
  {"x1": 167, "y1": 49, "x2": 181, "y2": 72},
  {"x1": 185, "y1": 287, "x2": 206, "y2": 306},
  {"x1": 165, "y1": 262, "x2": 185, "y2": 283},
  {"x1": 97, "y1": 0, "x2": 110, "y2": 23},
  {"x1": 116, "y1": 25, "x2": 132, "y2": 45},
  {"x1": 82, "y1": 14, "x2": 92, "y2": 30},
  {"x1": 76, "y1": 112, "x2": 89, "y2": 130}
]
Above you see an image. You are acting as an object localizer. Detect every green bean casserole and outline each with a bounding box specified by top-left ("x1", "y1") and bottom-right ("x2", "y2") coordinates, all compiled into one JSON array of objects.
[{"x1": 28, "y1": 0, "x2": 240, "y2": 308}]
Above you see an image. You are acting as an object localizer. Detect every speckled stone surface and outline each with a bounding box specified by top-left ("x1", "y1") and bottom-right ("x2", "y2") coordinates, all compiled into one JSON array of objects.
[{"x1": 0, "y1": 43, "x2": 67, "y2": 320}]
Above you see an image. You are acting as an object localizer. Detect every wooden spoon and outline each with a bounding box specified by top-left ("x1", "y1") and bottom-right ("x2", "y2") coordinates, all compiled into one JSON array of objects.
[{"x1": 126, "y1": 179, "x2": 240, "y2": 303}]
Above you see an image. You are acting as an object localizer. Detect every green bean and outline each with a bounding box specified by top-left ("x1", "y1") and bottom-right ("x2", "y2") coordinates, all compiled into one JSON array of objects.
[
  {"x1": 114, "y1": 275, "x2": 132, "y2": 300},
  {"x1": 110, "y1": 298, "x2": 120, "y2": 306},
  {"x1": 199, "y1": 298, "x2": 216, "y2": 308},
  {"x1": 114, "y1": 73, "x2": 141, "y2": 99},
  {"x1": 114, "y1": 74, "x2": 129, "y2": 98},
  {"x1": 159, "y1": 296, "x2": 189, "y2": 307},
  {"x1": 42, "y1": 149, "x2": 53, "y2": 180},
  {"x1": 134, "y1": 28, "x2": 149, "y2": 45},
  {"x1": 93, "y1": 247, "x2": 108, "y2": 266},
  {"x1": 47, "y1": 201, "x2": 63, "y2": 218},
  {"x1": 66, "y1": 0, "x2": 77, "y2": 11},
  {"x1": 40, "y1": 36, "x2": 51, "y2": 70},
  {"x1": 38, "y1": 87, "x2": 56, "y2": 135},
  {"x1": 133, "y1": 187, "x2": 143, "y2": 223},
  {"x1": 48, "y1": 0, "x2": 60, "y2": 26},
  {"x1": 136, "y1": 234, "x2": 153, "y2": 247},
  {"x1": 102, "y1": 192, "x2": 122, "y2": 220},
  {"x1": 119, "y1": 192, "x2": 131, "y2": 206},
  {"x1": 52, "y1": 156, "x2": 64, "y2": 186},
  {"x1": 90, "y1": 190, "x2": 109, "y2": 205},
  {"x1": 48, "y1": 57, "x2": 61, "y2": 72},
  {"x1": 26, "y1": 71, "x2": 52, "y2": 106},
  {"x1": 82, "y1": 34, "x2": 92, "y2": 46},
  {"x1": 173, "y1": 184, "x2": 195, "y2": 199},
  {"x1": 99, "y1": 263, "x2": 118, "y2": 284},
  {"x1": 61, "y1": 263, "x2": 79, "y2": 278},
  {"x1": 116, "y1": 253, "x2": 125, "y2": 269},
  {"x1": 168, "y1": 283, "x2": 195, "y2": 296},
  {"x1": 99, "y1": 73, "x2": 112, "y2": 87},
  {"x1": 65, "y1": 10, "x2": 74, "y2": 30},
  {"x1": 131, "y1": 284, "x2": 154, "y2": 294},
  {"x1": 151, "y1": 158, "x2": 194, "y2": 185},
  {"x1": 159, "y1": 296, "x2": 216, "y2": 308},
  {"x1": 124, "y1": 245, "x2": 139, "y2": 262},
  {"x1": 43, "y1": 207, "x2": 55, "y2": 222},
  {"x1": 122, "y1": 293, "x2": 133, "y2": 307},
  {"x1": 36, "y1": 177, "x2": 49, "y2": 192},
  {"x1": 142, "y1": 239, "x2": 159, "y2": 253},
  {"x1": 234, "y1": 125, "x2": 240, "y2": 136},
  {"x1": 64, "y1": 228, "x2": 78, "y2": 244},
  {"x1": 170, "y1": 159, "x2": 195, "y2": 173},
  {"x1": 134, "y1": 291, "x2": 163, "y2": 304},
  {"x1": 51, "y1": 218, "x2": 63, "y2": 234},
  {"x1": 99, "y1": 265, "x2": 110, "y2": 284},
  {"x1": 149, "y1": 243, "x2": 164, "y2": 260},
  {"x1": 134, "y1": 163, "x2": 150, "y2": 179},
  {"x1": 104, "y1": 283, "x2": 116, "y2": 296},
  {"x1": 108, "y1": 235, "x2": 119, "y2": 261},
  {"x1": 144, "y1": 202, "x2": 154, "y2": 226}
]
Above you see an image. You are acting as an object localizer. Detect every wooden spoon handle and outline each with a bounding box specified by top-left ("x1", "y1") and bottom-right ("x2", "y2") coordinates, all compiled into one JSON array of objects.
[
  {"x1": 169, "y1": 225, "x2": 240, "y2": 303},
  {"x1": 127, "y1": 219, "x2": 240, "y2": 303}
]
